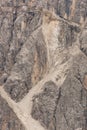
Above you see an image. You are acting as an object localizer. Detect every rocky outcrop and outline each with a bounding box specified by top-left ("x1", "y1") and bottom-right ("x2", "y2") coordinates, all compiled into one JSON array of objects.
[
  {"x1": 0, "y1": 0, "x2": 87, "y2": 130},
  {"x1": 4, "y1": 28, "x2": 47, "y2": 102},
  {"x1": 57, "y1": 0, "x2": 87, "y2": 24},
  {"x1": 0, "y1": 95, "x2": 25, "y2": 130}
]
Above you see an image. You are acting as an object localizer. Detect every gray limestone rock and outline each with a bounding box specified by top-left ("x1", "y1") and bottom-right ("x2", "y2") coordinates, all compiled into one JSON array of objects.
[
  {"x1": 0, "y1": 0, "x2": 87, "y2": 130},
  {"x1": 4, "y1": 28, "x2": 47, "y2": 102},
  {"x1": 0, "y1": 95, "x2": 25, "y2": 130},
  {"x1": 57, "y1": 0, "x2": 87, "y2": 24},
  {"x1": 32, "y1": 81, "x2": 60, "y2": 129},
  {"x1": 55, "y1": 53, "x2": 87, "y2": 130},
  {"x1": 80, "y1": 29, "x2": 87, "y2": 56},
  {"x1": 32, "y1": 53, "x2": 87, "y2": 130}
]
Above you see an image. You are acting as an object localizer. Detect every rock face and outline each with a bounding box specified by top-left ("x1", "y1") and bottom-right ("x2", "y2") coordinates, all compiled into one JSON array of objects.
[
  {"x1": 0, "y1": 96, "x2": 25, "y2": 130},
  {"x1": 57, "y1": 0, "x2": 87, "y2": 24},
  {"x1": 32, "y1": 81, "x2": 60, "y2": 129},
  {"x1": 0, "y1": 0, "x2": 87, "y2": 130},
  {"x1": 4, "y1": 29, "x2": 47, "y2": 101}
]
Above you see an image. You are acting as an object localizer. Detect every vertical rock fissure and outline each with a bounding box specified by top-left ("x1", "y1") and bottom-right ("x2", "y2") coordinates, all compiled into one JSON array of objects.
[{"x1": 53, "y1": 88, "x2": 61, "y2": 130}]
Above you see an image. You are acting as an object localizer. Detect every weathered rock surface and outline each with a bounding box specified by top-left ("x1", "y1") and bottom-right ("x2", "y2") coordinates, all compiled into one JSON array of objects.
[
  {"x1": 31, "y1": 52, "x2": 87, "y2": 130},
  {"x1": 0, "y1": 95, "x2": 25, "y2": 130},
  {"x1": 0, "y1": 0, "x2": 87, "y2": 130},
  {"x1": 57, "y1": 0, "x2": 87, "y2": 24},
  {"x1": 4, "y1": 28, "x2": 47, "y2": 101},
  {"x1": 55, "y1": 53, "x2": 87, "y2": 130},
  {"x1": 32, "y1": 81, "x2": 60, "y2": 129}
]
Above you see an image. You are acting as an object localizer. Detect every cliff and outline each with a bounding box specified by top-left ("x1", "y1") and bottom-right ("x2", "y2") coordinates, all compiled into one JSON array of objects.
[{"x1": 0, "y1": 0, "x2": 87, "y2": 130}]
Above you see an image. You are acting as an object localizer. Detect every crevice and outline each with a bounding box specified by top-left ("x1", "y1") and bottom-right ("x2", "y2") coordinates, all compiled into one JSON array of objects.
[
  {"x1": 80, "y1": 47, "x2": 87, "y2": 57},
  {"x1": 53, "y1": 87, "x2": 61, "y2": 130},
  {"x1": 75, "y1": 69, "x2": 83, "y2": 85},
  {"x1": 63, "y1": 113, "x2": 70, "y2": 128}
]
